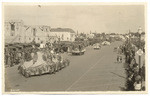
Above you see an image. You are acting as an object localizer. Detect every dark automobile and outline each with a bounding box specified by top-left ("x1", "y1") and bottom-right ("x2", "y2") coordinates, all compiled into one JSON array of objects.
[{"x1": 71, "y1": 43, "x2": 86, "y2": 55}]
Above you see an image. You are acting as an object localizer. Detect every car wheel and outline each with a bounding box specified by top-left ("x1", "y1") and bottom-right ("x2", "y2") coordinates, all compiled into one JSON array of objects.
[
  {"x1": 39, "y1": 69, "x2": 42, "y2": 76},
  {"x1": 25, "y1": 72, "x2": 30, "y2": 78},
  {"x1": 49, "y1": 67, "x2": 52, "y2": 74}
]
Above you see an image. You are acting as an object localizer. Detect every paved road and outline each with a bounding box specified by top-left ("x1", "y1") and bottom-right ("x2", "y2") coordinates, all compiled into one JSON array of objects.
[{"x1": 5, "y1": 41, "x2": 126, "y2": 92}]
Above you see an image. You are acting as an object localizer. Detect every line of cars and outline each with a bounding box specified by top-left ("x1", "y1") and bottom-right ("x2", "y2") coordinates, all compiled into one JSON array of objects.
[
  {"x1": 4, "y1": 42, "x2": 70, "y2": 78},
  {"x1": 4, "y1": 41, "x2": 85, "y2": 67},
  {"x1": 17, "y1": 41, "x2": 88, "y2": 78},
  {"x1": 92, "y1": 41, "x2": 111, "y2": 50},
  {"x1": 5, "y1": 40, "x2": 111, "y2": 78}
]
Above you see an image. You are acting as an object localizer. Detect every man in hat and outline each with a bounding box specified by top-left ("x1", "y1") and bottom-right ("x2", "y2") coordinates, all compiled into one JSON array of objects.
[
  {"x1": 134, "y1": 80, "x2": 142, "y2": 91},
  {"x1": 141, "y1": 63, "x2": 145, "y2": 81},
  {"x1": 40, "y1": 41, "x2": 45, "y2": 51},
  {"x1": 32, "y1": 52, "x2": 38, "y2": 64},
  {"x1": 10, "y1": 50, "x2": 15, "y2": 67}
]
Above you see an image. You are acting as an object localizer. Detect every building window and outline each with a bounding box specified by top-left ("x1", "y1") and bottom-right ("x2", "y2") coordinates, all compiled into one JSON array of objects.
[
  {"x1": 33, "y1": 28, "x2": 36, "y2": 36},
  {"x1": 62, "y1": 34, "x2": 64, "y2": 40},
  {"x1": 9, "y1": 22, "x2": 15, "y2": 36},
  {"x1": 10, "y1": 22, "x2": 15, "y2": 31}
]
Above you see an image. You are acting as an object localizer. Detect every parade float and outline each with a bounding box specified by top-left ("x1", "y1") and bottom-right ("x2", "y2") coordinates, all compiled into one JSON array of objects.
[{"x1": 18, "y1": 51, "x2": 70, "y2": 78}]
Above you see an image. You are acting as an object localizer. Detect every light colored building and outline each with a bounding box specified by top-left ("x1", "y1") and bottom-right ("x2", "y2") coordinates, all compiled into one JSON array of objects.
[
  {"x1": 47, "y1": 36, "x2": 58, "y2": 43},
  {"x1": 4, "y1": 20, "x2": 51, "y2": 44},
  {"x1": 24, "y1": 25, "x2": 50, "y2": 43},
  {"x1": 4, "y1": 20, "x2": 76, "y2": 44},
  {"x1": 49, "y1": 28, "x2": 76, "y2": 42},
  {"x1": 87, "y1": 33, "x2": 95, "y2": 38}
]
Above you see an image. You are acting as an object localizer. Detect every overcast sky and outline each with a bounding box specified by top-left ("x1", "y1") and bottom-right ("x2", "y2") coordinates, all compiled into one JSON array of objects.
[{"x1": 4, "y1": 4, "x2": 145, "y2": 34}]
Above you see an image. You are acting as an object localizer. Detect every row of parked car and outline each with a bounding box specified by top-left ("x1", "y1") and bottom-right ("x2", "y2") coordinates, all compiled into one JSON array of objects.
[{"x1": 93, "y1": 41, "x2": 111, "y2": 50}]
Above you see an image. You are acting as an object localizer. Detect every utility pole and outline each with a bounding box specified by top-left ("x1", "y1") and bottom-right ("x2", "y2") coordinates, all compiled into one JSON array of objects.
[{"x1": 136, "y1": 26, "x2": 143, "y2": 90}]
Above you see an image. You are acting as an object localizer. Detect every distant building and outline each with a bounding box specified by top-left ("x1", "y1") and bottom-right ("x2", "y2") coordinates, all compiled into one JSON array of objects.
[
  {"x1": 109, "y1": 34, "x2": 115, "y2": 38},
  {"x1": 119, "y1": 35, "x2": 126, "y2": 40},
  {"x1": 49, "y1": 28, "x2": 76, "y2": 42},
  {"x1": 87, "y1": 33, "x2": 95, "y2": 38},
  {"x1": 105, "y1": 34, "x2": 110, "y2": 40},
  {"x1": 4, "y1": 20, "x2": 76, "y2": 43}
]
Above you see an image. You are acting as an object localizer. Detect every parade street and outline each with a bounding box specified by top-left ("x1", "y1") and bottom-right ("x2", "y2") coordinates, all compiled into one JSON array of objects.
[{"x1": 5, "y1": 41, "x2": 126, "y2": 92}]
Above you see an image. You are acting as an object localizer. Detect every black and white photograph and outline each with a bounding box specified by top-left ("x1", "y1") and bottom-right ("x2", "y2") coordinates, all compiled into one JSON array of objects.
[{"x1": 2, "y1": 2, "x2": 147, "y2": 94}]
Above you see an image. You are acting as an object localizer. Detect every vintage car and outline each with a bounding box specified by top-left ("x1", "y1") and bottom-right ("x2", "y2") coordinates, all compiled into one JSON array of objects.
[
  {"x1": 93, "y1": 43, "x2": 101, "y2": 50},
  {"x1": 18, "y1": 52, "x2": 70, "y2": 78},
  {"x1": 72, "y1": 48, "x2": 86, "y2": 55},
  {"x1": 101, "y1": 41, "x2": 111, "y2": 46},
  {"x1": 71, "y1": 44, "x2": 86, "y2": 55}
]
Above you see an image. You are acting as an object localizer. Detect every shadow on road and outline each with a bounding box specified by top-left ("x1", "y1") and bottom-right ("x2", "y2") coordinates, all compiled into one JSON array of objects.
[
  {"x1": 123, "y1": 63, "x2": 128, "y2": 69},
  {"x1": 110, "y1": 72, "x2": 126, "y2": 79},
  {"x1": 119, "y1": 86, "x2": 127, "y2": 91}
]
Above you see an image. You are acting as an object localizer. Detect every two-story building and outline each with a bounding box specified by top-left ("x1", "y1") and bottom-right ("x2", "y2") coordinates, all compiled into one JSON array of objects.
[
  {"x1": 4, "y1": 20, "x2": 76, "y2": 44},
  {"x1": 24, "y1": 25, "x2": 50, "y2": 43},
  {"x1": 49, "y1": 28, "x2": 76, "y2": 42}
]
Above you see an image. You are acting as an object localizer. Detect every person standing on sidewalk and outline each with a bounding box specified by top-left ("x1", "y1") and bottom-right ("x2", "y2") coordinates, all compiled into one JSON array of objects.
[
  {"x1": 141, "y1": 63, "x2": 145, "y2": 81},
  {"x1": 134, "y1": 80, "x2": 142, "y2": 91}
]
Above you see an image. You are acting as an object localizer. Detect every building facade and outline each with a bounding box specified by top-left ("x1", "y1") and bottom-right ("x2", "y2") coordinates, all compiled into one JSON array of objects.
[
  {"x1": 24, "y1": 25, "x2": 50, "y2": 43},
  {"x1": 49, "y1": 28, "x2": 76, "y2": 42},
  {"x1": 4, "y1": 20, "x2": 24, "y2": 43},
  {"x1": 4, "y1": 20, "x2": 76, "y2": 44},
  {"x1": 4, "y1": 20, "x2": 51, "y2": 44}
]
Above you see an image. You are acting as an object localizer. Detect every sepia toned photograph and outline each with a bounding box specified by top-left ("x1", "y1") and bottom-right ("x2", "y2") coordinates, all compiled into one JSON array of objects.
[{"x1": 2, "y1": 2, "x2": 147, "y2": 94}]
